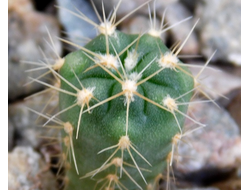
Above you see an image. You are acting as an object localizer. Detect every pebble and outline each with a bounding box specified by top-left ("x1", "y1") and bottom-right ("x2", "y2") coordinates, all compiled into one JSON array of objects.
[
  {"x1": 195, "y1": 0, "x2": 241, "y2": 66},
  {"x1": 188, "y1": 63, "x2": 241, "y2": 101},
  {"x1": 56, "y1": 0, "x2": 99, "y2": 47},
  {"x1": 8, "y1": 89, "x2": 59, "y2": 149},
  {"x1": 157, "y1": 1, "x2": 200, "y2": 55},
  {"x1": 173, "y1": 102, "x2": 241, "y2": 182},
  {"x1": 8, "y1": 0, "x2": 62, "y2": 101},
  {"x1": 8, "y1": 146, "x2": 57, "y2": 190}
]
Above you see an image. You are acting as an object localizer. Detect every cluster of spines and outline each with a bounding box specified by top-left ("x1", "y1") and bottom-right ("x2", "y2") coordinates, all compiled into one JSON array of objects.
[{"x1": 24, "y1": 0, "x2": 224, "y2": 189}]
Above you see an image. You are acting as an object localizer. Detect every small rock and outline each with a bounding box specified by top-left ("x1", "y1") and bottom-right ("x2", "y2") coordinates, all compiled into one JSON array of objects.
[
  {"x1": 188, "y1": 63, "x2": 241, "y2": 101},
  {"x1": 157, "y1": 2, "x2": 199, "y2": 55},
  {"x1": 8, "y1": 119, "x2": 15, "y2": 151},
  {"x1": 8, "y1": 0, "x2": 62, "y2": 101},
  {"x1": 8, "y1": 89, "x2": 59, "y2": 149},
  {"x1": 195, "y1": 0, "x2": 241, "y2": 66},
  {"x1": 8, "y1": 146, "x2": 57, "y2": 190},
  {"x1": 173, "y1": 102, "x2": 241, "y2": 181},
  {"x1": 157, "y1": 1, "x2": 200, "y2": 55},
  {"x1": 56, "y1": 0, "x2": 99, "y2": 47}
]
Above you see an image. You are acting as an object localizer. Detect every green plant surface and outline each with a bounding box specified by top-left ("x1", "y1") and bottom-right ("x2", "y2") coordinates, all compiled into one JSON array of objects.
[
  {"x1": 57, "y1": 30, "x2": 194, "y2": 189},
  {"x1": 25, "y1": 1, "x2": 220, "y2": 189}
]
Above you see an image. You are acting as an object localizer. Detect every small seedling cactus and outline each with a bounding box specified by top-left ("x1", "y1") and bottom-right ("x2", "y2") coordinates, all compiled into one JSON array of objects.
[{"x1": 26, "y1": 1, "x2": 220, "y2": 190}]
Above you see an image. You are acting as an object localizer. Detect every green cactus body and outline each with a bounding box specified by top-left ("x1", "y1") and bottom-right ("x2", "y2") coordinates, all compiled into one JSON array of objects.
[{"x1": 58, "y1": 30, "x2": 194, "y2": 189}]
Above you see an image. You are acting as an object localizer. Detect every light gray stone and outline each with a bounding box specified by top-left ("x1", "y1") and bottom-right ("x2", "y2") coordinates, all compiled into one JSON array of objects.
[
  {"x1": 8, "y1": 89, "x2": 59, "y2": 148},
  {"x1": 189, "y1": 63, "x2": 241, "y2": 101},
  {"x1": 195, "y1": 0, "x2": 241, "y2": 66},
  {"x1": 173, "y1": 102, "x2": 241, "y2": 176},
  {"x1": 56, "y1": 0, "x2": 99, "y2": 47},
  {"x1": 8, "y1": 146, "x2": 57, "y2": 190},
  {"x1": 157, "y1": 1, "x2": 200, "y2": 55}
]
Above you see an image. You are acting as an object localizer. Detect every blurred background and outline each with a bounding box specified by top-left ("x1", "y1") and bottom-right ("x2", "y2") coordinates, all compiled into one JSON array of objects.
[{"x1": 8, "y1": 0, "x2": 241, "y2": 189}]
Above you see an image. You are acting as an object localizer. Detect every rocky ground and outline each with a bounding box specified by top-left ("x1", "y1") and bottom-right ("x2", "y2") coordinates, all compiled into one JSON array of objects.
[{"x1": 8, "y1": 0, "x2": 241, "y2": 189}]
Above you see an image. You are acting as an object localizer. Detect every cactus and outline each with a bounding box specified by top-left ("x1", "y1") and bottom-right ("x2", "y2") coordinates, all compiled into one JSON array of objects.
[{"x1": 26, "y1": 1, "x2": 220, "y2": 190}]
